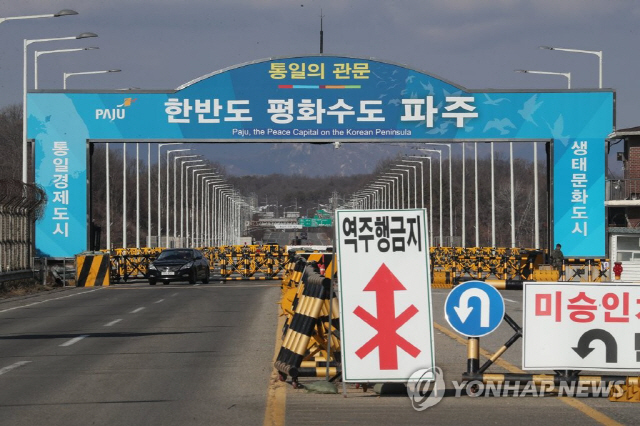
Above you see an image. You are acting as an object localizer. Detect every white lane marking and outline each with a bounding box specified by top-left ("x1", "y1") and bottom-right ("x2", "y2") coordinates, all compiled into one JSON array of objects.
[
  {"x1": 130, "y1": 307, "x2": 145, "y2": 313},
  {"x1": 193, "y1": 283, "x2": 200, "y2": 286},
  {"x1": 154, "y1": 299, "x2": 164, "y2": 304},
  {"x1": 171, "y1": 293, "x2": 179, "y2": 297},
  {"x1": 60, "y1": 335, "x2": 89, "y2": 347},
  {"x1": 0, "y1": 361, "x2": 32, "y2": 376},
  {"x1": 0, "y1": 288, "x2": 104, "y2": 314},
  {"x1": 104, "y1": 319, "x2": 122, "y2": 327},
  {"x1": 504, "y1": 298, "x2": 519, "y2": 303}
]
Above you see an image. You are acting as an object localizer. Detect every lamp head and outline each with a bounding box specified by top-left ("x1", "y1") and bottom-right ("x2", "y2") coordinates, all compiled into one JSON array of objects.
[
  {"x1": 54, "y1": 10, "x2": 78, "y2": 17},
  {"x1": 514, "y1": 69, "x2": 528, "y2": 74},
  {"x1": 539, "y1": 46, "x2": 554, "y2": 50},
  {"x1": 76, "y1": 32, "x2": 98, "y2": 39}
]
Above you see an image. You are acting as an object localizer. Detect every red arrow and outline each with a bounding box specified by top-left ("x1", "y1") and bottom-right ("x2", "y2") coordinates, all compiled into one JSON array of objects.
[{"x1": 353, "y1": 263, "x2": 420, "y2": 370}]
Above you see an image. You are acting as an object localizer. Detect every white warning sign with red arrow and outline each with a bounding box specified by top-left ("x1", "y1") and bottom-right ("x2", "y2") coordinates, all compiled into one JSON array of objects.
[{"x1": 336, "y1": 209, "x2": 435, "y2": 382}]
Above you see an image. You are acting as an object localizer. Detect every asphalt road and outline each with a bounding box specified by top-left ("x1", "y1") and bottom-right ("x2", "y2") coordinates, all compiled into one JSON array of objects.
[
  {"x1": 284, "y1": 287, "x2": 640, "y2": 426},
  {"x1": 0, "y1": 281, "x2": 280, "y2": 426},
  {"x1": 3, "y1": 280, "x2": 638, "y2": 426}
]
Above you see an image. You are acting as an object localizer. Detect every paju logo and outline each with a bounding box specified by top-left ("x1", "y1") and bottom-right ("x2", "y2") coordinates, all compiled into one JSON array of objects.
[
  {"x1": 95, "y1": 98, "x2": 137, "y2": 121},
  {"x1": 406, "y1": 366, "x2": 445, "y2": 411}
]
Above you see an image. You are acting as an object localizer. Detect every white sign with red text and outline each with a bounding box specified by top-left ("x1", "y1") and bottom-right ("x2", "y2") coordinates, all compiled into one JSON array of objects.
[
  {"x1": 523, "y1": 282, "x2": 640, "y2": 371},
  {"x1": 336, "y1": 209, "x2": 435, "y2": 382}
]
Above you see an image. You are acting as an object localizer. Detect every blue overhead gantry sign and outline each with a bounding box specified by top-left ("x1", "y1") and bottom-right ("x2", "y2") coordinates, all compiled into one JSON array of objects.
[{"x1": 28, "y1": 55, "x2": 613, "y2": 257}]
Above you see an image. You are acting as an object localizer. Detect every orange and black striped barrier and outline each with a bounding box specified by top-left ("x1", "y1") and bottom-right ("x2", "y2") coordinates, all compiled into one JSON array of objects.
[
  {"x1": 75, "y1": 252, "x2": 110, "y2": 287},
  {"x1": 274, "y1": 270, "x2": 331, "y2": 388}
]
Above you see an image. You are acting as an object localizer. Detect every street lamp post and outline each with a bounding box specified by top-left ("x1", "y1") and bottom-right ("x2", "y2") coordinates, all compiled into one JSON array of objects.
[
  {"x1": 474, "y1": 142, "x2": 479, "y2": 247},
  {"x1": 165, "y1": 149, "x2": 191, "y2": 247},
  {"x1": 419, "y1": 148, "x2": 444, "y2": 245},
  {"x1": 191, "y1": 169, "x2": 215, "y2": 246},
  {"x1": 106, "y1": 143, "x2": 111, "y2": 250},
  {"x1": 1, "y1": 9, "x2": 77, "y2": 25},
  {"x1": 184, "y1": 164, "x2": 208, "y2": 245},
  {"x1": 63, "y1": 69, "x2": 121, "y2": 89},
  {"x1": 406, "y1": 155, "x2": 433, "y2": 246},
  {"x1": 156, "y1": 143, "x2": 182, "y2": 247},
  {"x1": 371, "y1": 184, "x2": 387, "y2": 208},
  {"x1": 213, "y1": 184, "x2": 233, "y2": 245},
  {"x1": 491, "y1": 142, "x2": 496, "y2": 247},
  {"x1": 195, "y1": 173, "x2": 218, "y2": 247},
  {"x1": 375, "y1": 181, "x2": 392, "y2": 209},
  {"x1": 206, "y1": 180, "x2": 226, "y2": 245},
  {"x1": 35, "y1": 47, "x2": 98, "y2": 89},
  {"x1": 136, "y1": 143, "x2": 140, "y2": 248},
  {"x1": 402, "y1": 159, "x2": 424, "y2": 209},
  {"x1": 22, "y1": 32, "x2": 98, "y2": 183},
  {"x1": 423, "y1": 144, "x2": 452, "y2": 243},
  {"x1": 510, "y1": 142, "x2": 516, "y2": 248},
  {"x1": 515, "y1": 69, "x2": 571, "y2": 89},
  {"x1": 540, "y1": 46, "x2": 603, "y2": 88},
  {"x1": 173, "y1": 155, "x2": 198, "y2": 242},
  {"x1": 181, "y1": 160, "x2": 205, "y2": 245},
  {"x1": 392, "y1": 168, "x2": 412, "y2": 208},
  {"x1": 219, "y1": 189, "x2": 235, "y2": 245},
  {"x1": 382, "y1": 175, "x2": 400, "y2": 208},
  {"x1": 396, "y1": 164, "x2": 418, "y2": 208},
  {"x1": 123, "y1": 143, "x2": 127, "y2": 248},
  {"x1": 147, "y1": 143, "x2": 151, "y2": 247}
]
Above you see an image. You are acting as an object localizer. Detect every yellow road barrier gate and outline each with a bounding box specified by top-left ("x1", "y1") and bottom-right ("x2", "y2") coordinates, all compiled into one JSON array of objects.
[{"x1": 106, "y1": 245, "x2": 289, "y2": 282}]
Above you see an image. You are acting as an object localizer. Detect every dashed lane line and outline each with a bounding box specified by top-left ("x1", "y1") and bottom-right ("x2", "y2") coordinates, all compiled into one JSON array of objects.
[
  {"x1": 104, "y1": 319, "x2": 123, "y2": 327},
  {"x1": 59, "y1": 335, "x2": 89, "y2": 347},
  {"x1": 154, "y1": 299, "x2": 165, "y2": 304},
  {"x1": 0, "y1": 361, "x2": 31, "y2": 376},
  {"x1": 0, "y1": 288, "x2": 105, "y2": 314},
  {"x1": 130, "y1": 307, "x2": 145, "y2": 314}
]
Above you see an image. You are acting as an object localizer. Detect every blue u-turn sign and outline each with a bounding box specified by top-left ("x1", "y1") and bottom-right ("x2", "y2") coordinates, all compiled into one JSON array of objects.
[{"x1": 444, "y1": 281, "x2": 505, "y2": 337}]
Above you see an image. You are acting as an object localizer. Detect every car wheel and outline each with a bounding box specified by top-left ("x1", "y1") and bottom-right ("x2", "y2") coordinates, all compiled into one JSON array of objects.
[
  {"x1": 189, "y1": 269, "x2": 197, "y2": 284},
  {"x1": 202, "y1": 270, "x2": 210, "y2": 284},
  {"x1": 149, "y1": 279, "x2": 156, "y2": 285}
]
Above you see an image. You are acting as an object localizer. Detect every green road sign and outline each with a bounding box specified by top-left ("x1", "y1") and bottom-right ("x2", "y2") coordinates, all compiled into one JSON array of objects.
[{"x1": 299, "y1": 218, "x2": 333, "y2": 227}]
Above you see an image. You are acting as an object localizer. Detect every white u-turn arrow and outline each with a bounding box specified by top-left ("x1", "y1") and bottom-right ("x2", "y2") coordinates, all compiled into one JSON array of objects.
[{"x1": 453, "y1": 288, "x2": 490, "y2": 327}]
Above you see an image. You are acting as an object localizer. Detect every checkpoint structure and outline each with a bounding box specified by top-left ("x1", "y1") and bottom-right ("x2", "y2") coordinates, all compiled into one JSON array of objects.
[{"x1": 28, "y1": 55, "x2": 613, "y2": 258}]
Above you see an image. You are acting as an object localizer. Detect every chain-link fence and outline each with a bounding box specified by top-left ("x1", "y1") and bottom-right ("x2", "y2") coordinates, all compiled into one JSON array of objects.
[{"x1": 0, "y1": 180, "x2": 46, "y2": 272}]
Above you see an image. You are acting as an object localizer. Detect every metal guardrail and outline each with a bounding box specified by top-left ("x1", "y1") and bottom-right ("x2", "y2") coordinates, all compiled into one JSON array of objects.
[{"x1": 0, "y1": 269, "x2": 34, "y2": 284}]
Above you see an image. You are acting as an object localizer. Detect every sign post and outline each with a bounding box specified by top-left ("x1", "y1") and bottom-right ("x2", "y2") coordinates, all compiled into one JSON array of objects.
[
  {"x1": 336, "y1": 208, "x2": 435, "y2": 382},
  {"x1": 523, "y1": 282, "x2": 640, "y2": 371}
]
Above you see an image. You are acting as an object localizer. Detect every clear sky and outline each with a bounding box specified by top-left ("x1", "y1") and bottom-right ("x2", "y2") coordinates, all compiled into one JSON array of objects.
[{"x1": 0, "y1": 0, "x2": 633, "y2": 175}]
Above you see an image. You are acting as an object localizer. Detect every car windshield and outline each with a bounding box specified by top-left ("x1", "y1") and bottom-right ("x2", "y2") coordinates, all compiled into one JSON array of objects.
[{"x1": 156, "y1": 250, "x2": 193, "y2": 261}]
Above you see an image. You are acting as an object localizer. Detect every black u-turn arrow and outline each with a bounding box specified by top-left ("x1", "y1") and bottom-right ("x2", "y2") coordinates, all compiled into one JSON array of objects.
[{"x1": 572, "y1": 329, "x2": 618, "y2": 363}]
